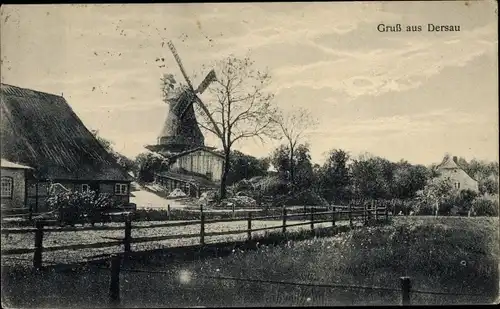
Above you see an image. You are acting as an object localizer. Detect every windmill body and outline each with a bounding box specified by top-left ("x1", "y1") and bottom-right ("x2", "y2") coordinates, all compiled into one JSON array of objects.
[
  {"x1": 155, "y1": 86, "x2": 205, "y2": 154},
  {"x1": 144, "y1": 41, "x2": 224, "y2": 199}
]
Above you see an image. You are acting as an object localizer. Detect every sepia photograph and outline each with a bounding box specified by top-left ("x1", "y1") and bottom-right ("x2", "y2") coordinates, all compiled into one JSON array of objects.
[{"x1": 1, "y1": 1, "x2": 498, "y2": 307}]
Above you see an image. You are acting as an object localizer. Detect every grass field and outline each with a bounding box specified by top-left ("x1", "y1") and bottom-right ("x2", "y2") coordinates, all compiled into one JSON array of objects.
[
  {"x1": 1, "y1": 216, "x2": 498, "y2": 307},
  {"x1": 0, "y1": 219, "x2": 346, "y2": 267}
]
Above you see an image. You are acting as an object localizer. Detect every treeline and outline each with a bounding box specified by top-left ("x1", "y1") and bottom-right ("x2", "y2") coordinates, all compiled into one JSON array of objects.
[
  {"x1": 266, "y1": 144, "x2": 433, "y2": 203},
  {"x1": 95, "y1": 130, "x2": 499, "y2": 215},
  {"x1": 230, "y1": 144, "x2": 498, "y2": 216}
]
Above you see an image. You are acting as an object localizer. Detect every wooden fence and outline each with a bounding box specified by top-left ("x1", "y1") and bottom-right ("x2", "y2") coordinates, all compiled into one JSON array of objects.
[{"x1": 1, "y1": 204, "x2": 391, "y2": 269}]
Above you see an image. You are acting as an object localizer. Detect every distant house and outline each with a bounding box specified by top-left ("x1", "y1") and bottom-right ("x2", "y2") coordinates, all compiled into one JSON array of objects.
[
  {"x1": 0, "y1": 83, "x2": 133, "y2": 213},
  {"x1": 435, "y1": 155, "x2": 479, "y2": 193},
  {"x1": 1, "y1": 158, "x2": 33, "y2": 210}
]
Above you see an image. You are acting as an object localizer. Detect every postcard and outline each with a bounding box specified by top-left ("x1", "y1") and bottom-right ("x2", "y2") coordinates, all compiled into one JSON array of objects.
[{"x1": 1, "y1": 2, "x2": 498, "y2": 307}]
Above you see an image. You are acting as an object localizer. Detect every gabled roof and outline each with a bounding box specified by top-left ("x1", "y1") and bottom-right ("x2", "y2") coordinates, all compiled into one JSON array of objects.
[
  {"x1": 436, "y1": 155, "x2": 478, "y2": 182},
  {"x1": 436, "y1": 156, "x2": 460, "y2": 170},
  {"x1": 0, "y1": 83, "x2": 132, "y2": 182},
  {"x1": 1, "y1": 158, "x2": 33, "y2": 169}
]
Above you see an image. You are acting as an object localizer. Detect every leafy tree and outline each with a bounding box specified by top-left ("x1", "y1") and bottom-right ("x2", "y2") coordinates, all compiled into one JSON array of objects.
[
  {"x1": 350, "y1": 155, "x2": 396, "y2": 199},
  {"x1": 271, "y1": 144, "x2": 290, "y2": 180},
  {"x1": 271, "y1": 143, "x2": 314, "y2": 190},
  {"x1": 472, "y1": 195, "x2": 499, "y2": 216},
  {"x1": 92, "y1": 130, "x2": 114, "y2": 152},
  {"x1": 317, "y1": 149, "x2": 351, "y2": 203},
  {"x1": 294, "y1": 144, "x2": 315, "y2": 189},
  {"x1": 226, "y1": 150, "x2": 270, "y2": 185},
  {"x1": 187, "y1": 56, "x2": 279, "y2": 200},
  {"x1": 457, "y1": 189, "x2": 478, "y2": 214},
  {"x1": 391, "y1": 161, "x2": 430, "y2": 199},
  {"x1": 272, "y1": 107, "x2": 317, "y2": 191},
  {"x1": 134, "y1": 152, "x2": 170, "y2": 183},
  {"x1": 479, "y1": 175, "x2": 499, "y2": 195},
  {"x1": 91, "y1": 130, "x2": 136, "y2": 173},
  {"x1": 416, "y1": 177, "x2": 459, "y2": 216}
]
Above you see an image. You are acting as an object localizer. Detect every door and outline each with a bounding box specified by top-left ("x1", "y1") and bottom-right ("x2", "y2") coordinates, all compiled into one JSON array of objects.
[{"x1": 89, "y1": 182, "x2": 100, "y2": 194}]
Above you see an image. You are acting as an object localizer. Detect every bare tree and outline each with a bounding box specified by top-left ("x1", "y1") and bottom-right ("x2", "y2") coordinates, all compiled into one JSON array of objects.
[
  {"x1": 272, "y1": 107, "x2": 318, "y2": 190},
  {"x1": 195, "y1": 56, "x2": 279, "y2": 199}
]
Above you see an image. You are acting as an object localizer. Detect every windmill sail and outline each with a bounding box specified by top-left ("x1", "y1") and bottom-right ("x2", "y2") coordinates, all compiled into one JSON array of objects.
[
  {"x1": 196, "y1": 69, "x2": 217, "y2": 94},
  {"x1": 154, "y1": 40, "x2": 223, "y2": 149},
  {"x1": 167, "y1": 41, "x2": 194, "y2": 90}
]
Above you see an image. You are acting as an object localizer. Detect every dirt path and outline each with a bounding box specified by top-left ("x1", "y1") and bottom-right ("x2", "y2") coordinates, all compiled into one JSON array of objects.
[{"x1": 130, "y1": 184, "x2": 190, "y2": 209}]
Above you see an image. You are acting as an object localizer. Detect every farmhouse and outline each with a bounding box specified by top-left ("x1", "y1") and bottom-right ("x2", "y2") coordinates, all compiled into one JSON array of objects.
[
  {"x1": 436, "y1": 155, "x2": 479, "y2": 192},
  {"x1": 0, "y1": 83, "x2": 133, "y2": 213}
]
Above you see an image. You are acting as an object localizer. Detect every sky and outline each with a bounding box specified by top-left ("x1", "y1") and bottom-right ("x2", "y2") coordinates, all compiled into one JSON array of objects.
[{"x1": 1, "y1": 2, "x2": 498, "y2": 166}]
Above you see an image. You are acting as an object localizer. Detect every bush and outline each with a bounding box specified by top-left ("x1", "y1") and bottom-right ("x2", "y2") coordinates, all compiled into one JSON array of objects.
[
  {"x1": 254, "y1": 176, "x2": 289, "y2": 196},
  {"x1": 283, "y1": 190, "x2": 329, "y2": 206},
  {"x1": 45, "y1": 190, "x2": 116, "y2": 226},
  {"x1": 472, "y1": 195, "x2": 499, "y2": 217},
  {"x1": 414, "y1": 201, "x2": 435, "y2": 215}
]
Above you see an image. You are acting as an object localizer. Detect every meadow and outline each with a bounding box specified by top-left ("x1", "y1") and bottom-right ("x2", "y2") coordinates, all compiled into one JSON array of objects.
[
  {"x1": 0, "y1": 218, "x2": 346, "y2": 267},
  {"x1": 1, "y1": 216, "x2": 498, "y2": 307}
]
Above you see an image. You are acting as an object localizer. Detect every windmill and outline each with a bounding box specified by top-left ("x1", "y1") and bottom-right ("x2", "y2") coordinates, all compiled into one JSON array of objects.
[{"x1": 149, "y1": 41, "x2": 222, "y2": 154}]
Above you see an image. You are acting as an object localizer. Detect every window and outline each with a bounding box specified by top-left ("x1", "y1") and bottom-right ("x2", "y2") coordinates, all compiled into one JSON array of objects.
[
  {"x1": 1, "y1": 177, "x2": 13, "y2": 198},
  {"x1": 114, "y1": 183, "x2": 128, "y2": 195},
  {"x1": 81, "y1": 184, "x2": 90, "y2": 192}
]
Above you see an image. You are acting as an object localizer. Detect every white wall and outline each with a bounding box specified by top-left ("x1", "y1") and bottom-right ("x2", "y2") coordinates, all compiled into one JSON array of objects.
[
  {"x1": 437, "y1": 168, "x2": 479, "y2": 192},
  {"x1": 1, "y1": 168, "x2": 26, "y2": 209},
  {"x1": 171, "y1": 150, "x2": 224, "y2": 181}
]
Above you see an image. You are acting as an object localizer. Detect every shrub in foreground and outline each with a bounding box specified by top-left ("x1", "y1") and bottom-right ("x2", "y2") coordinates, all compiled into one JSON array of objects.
[{"x1": 472, "y1": 195, "x2": 499, "y2": 217}]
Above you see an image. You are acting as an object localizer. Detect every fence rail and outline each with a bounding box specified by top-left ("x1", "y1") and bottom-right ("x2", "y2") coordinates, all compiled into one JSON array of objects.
[{"x1": 1, "y1": 204, "x2": 391, "y2": 269}]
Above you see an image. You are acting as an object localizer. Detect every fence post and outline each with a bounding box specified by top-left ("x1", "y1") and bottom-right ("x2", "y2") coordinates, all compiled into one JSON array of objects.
[
  {"x1": 247, "y1": 212, "x2": 252, "y2": 241},
  {"x1": 303, "y1": 205, "x2": 307, "y2": 218},
  {"x1": 232, "y1": 203, "x2": 235, "y2": 218},
  {"x1": 28, "y1": 204, "x2": 33, "y2": 222},
  {"x1": 400, "y1": 276, "x2": 411, "y2": 306},
  {"x1": 200, "y1": 209, "x2": 205, "y2": 246},
  {"x1": 282, "y1": 206, "x2": 287, "y2": 234},
  {"x1": 109, "y1": 254, "x2": 121, "y2": 307},
  {"x1": 124, "y1": 216, "x2": 131, "y2": 254},
  {"x1": 332, "y1": 205, "x2": 336, "y2": 227},
  {"x1": 310, "y1": 207, "x2": 314, "y2": 230},
  {"x1": 167, "y1": 204, "x2": 171, "y2": 220},
  {"x1": 363, "y1": 202, "x2": 368, "y2": 226},
  {"x1": 348, "y1": 204, "x2": 353, "y2": 228},
  {"x1": 33, "y1": 221, "x2": 44, "y2": 270},
  {"x1": 374, "y1": 200, "x2": 378, "y2": 222},
  {"x1": 385, "y1": 204, "x2": 389, "y2": 223}
]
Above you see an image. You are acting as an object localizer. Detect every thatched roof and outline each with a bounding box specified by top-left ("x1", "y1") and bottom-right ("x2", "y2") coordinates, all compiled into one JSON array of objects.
[{"x1": 0, "y1": 83, "x2": 132, "y2": 182}]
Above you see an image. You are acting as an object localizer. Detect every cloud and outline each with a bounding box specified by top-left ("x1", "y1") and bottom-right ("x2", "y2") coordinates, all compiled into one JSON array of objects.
[
  {"x1": 273, "y1": 23, "x2": 496, "y2": 100},
  {"x1": 311, "y1": 109, "x2": 483, "y2": 139}
]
